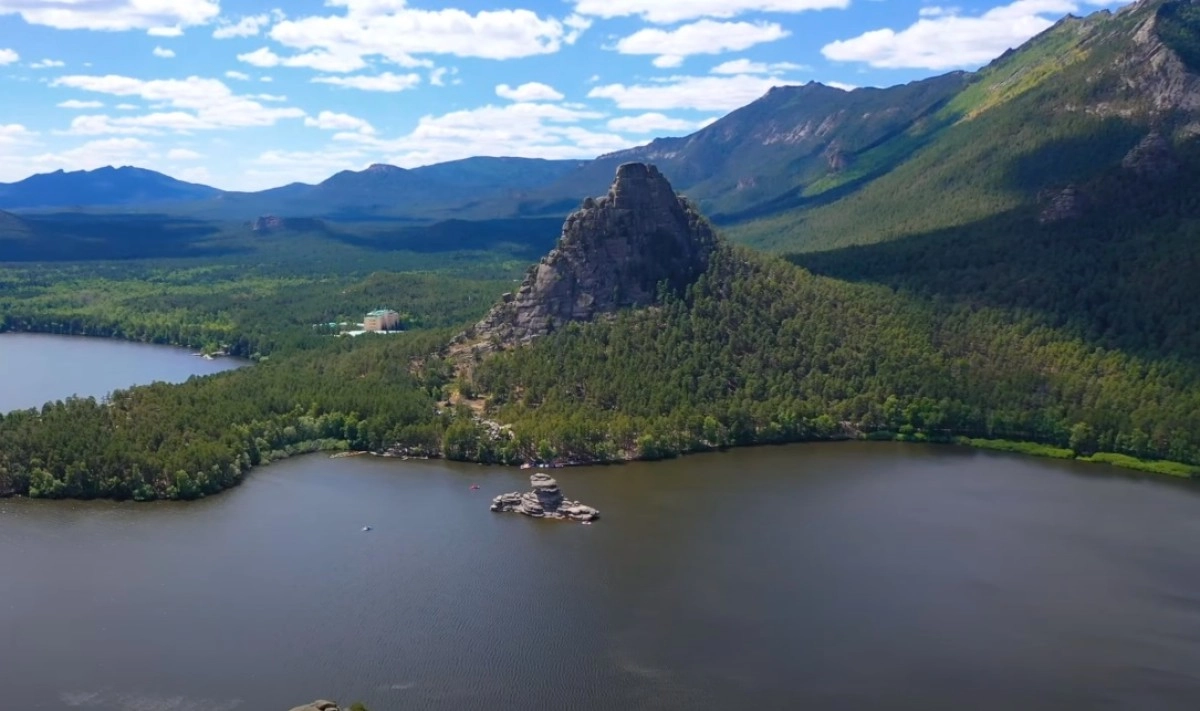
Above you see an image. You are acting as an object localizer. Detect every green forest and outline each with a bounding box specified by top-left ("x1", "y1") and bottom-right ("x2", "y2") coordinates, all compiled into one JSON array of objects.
[{"x1": 3, "y1": 0, "x2": 1200, "y2": 499}]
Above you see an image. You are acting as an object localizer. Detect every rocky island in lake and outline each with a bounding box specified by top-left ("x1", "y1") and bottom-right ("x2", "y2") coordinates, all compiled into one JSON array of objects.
[{"x1": 492, "y1": 472, "x2": 600, "y2": 522}]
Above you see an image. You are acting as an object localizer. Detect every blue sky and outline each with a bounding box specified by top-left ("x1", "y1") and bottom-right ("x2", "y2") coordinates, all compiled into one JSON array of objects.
[{"x1": 0, "y1": 0, "x2": 1132, "y2": 190}]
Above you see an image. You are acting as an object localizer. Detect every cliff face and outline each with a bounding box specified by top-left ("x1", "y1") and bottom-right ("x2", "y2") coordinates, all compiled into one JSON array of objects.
[{"x1": 458, "y1": 163, "x2": 718, "y2": 352}]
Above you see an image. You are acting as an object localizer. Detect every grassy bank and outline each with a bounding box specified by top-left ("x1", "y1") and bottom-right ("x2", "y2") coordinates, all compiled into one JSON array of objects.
[{"x1": 954, "y1": 437, "x2": 1197, "y2": 478}]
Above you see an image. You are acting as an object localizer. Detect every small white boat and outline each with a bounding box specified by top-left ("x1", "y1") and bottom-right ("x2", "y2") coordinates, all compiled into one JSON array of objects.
[{"x1": 362, "y1": 526, "x2": 372, "y2": 532}]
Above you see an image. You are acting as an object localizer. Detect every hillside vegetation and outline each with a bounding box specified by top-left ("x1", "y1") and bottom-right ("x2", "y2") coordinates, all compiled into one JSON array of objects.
[{"x1": 2, "y1": 0, "x2": 1199, "y2": 500}]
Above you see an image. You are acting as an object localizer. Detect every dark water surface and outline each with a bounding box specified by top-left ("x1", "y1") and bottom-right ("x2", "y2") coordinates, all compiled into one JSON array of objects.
[
  {"x1": 0, "y1": 333, "x2": 243, "y2": 412},
  {"x1": 2, "y1": 444, "x2": 1199, "y2": 710}
]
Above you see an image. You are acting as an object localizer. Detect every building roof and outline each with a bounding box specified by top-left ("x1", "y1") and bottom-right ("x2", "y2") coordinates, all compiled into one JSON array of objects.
[{"x1": 366, "y1": 309, "x2": 398, "y2": 316}]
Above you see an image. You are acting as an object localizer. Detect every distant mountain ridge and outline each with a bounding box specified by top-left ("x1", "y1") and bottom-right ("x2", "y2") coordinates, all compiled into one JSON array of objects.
[
  {"x1": 0, "y1": 166, "x2": 221, "y2": 210},
  {"x1": 7, "y1": 0, "x2": 1200, "y2": 234}
]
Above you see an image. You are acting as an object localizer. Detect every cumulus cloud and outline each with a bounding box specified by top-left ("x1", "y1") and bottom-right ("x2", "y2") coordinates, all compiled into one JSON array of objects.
[
  {"x1": 822, "y1": 0, "x2": 1082, "y2": 70},
  {"x1": 225, "y1": 70, "x2": 251, "y2": 81},
  {"x1": 311, "y1": 72, "x2": 421, "y2": 92},
  {"x1": 213, "y1": 14, "x2": 273, "y2": 39},
  {"x1": 237, "y1": 46, "x2": 370, "y2": 73},
  {"x1": 0, "y1": 48, "x2": 17, "y2": 65},
  {"x1": 58, "y1": 100, "x2": 104, "y2": 109},
  {"x1": 573, "y1": 0, "x2": 848, "y2": 23},
  {"x1": 606, "y1": 112, "x2": 714, "y2": 133},
  {"x1": 304, "y1": 110, "x2": 376, "y2": 133},
  {"x1": 256, "y1": 3, "x2": 582, "y2": 73},
  {"x1": 51, "y1": 74, "x2": 306, "y2": 133},
  {"x1": 167, "y1": 148, "x2": 203, "y2": 160},
  {"x1": 250, "y1": 101, "x2": 628, "y2": 185},
  {"x1": 0, "y1": 123, "x2": 34, "y2": 144},
  {"x1": 0, "y1": 0, "x2": 218, "y2": 32},
  {"x1": 147, "y1": 26, "x2": 184, "y2": 37},
  {"x1": 30, "y1": 58, "x2": 65, "y2": 69},
  {"x1": 589, "y1": 73, "x2": 799, "y2": 111},
  {"x1": 28, "y1": 138, "x2": 157, "y2": 172},
  {"x1": 495, "y1": 82, "x2": 564, "y2": 102},
  {"x1": 711, "y1": 58, "x2": 806, "y2": 74},
  {"x1": 153, "y1": 46, "x2": 176, "y2": 58},
  {"x1": 615, "y1": 19, "x2": 789, "y2": 68}
]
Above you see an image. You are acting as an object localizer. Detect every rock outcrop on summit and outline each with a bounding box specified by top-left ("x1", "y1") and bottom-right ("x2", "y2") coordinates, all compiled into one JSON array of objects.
[{"x1": 457, "y1": 163, "x2": 718, "y2": 353}]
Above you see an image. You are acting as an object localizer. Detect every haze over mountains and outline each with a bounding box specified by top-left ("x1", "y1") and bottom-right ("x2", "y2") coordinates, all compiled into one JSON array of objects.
[{"x1": 2, "y1": 0, "x2": 1199, "y2": 256}]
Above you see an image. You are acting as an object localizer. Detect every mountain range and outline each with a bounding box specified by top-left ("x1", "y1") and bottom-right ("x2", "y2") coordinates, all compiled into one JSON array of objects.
[{"x1": 2, "y1": 0, "x2": 1200, "y2": 257}]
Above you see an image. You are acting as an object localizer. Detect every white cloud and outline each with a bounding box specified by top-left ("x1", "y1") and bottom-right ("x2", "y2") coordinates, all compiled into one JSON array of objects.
[
  {"x1": 176, "y1": 166, "x2": 213, "y2": 183},
  {"x1": 0, "y1": 123, "x2": 34, "y2": 144},
  {"x1": 826, "y1": 81, "x2": 858, "y2": 91},
  {"x1": 0, "y1": 48, "x2": 17, "y2": 65},
  {"x1": 29, "y1": 138, "x2": 156, "y2": 172},
  {"x1": 311, "y1": 71, "x2": 421, "y2": 92},
  {"x1": 147, "y1": 26, "x2": 184, "y2": 37},
  {"x1": 259, "y1": 3, "x2": 582, "y2": 73},
  {"x1": 116, "y1": 103, "x2": 139, "y2": 110},
  {"x1": 225, "y1": 70, "x2": 251, "y2": 81},
  {"x1": 711, "y1": 58, "x2": 806, "y2": 74},
  {"x1": 167, "y1": 148, "x2": 203, "y2": 160},
  {"x1": 606, "y1": 112, "x2": 713, "y2": 133},
  {"x1": 615, "y1": 20, "x2": 789, "y2": 68},
  {"x1": 254, "y1": 93, "x2": 287, "y2": 102},
  {"x1": 304, "y1": 110, "x2": 376, "y2": 134},
  {"x1": 213, "y1": 14, "x2": 272, "y2": 39},
  {"x1": 573, "y1": 0, "x2": 848, "y2": 23},
  {"x1": 51, "y1": 75, "x2": 306, "y2": 133},
  {"x1": 0, "y1": 1, "x2": 218, "y2": 32},
  {"x1": 589, "y1": 73, "x2": 798, "y2": 111},
  {"x1": 496, "y1": 82, "x2": 564, "y2": 102},
  {"x1": 822, "y1": 0, "x2": 1080, "y2": 70},
  {"x1": 237, "y1": 46, "x2": 369, "y2": 73},
  {"x1": 58, "y1": 100, "x2": 105, "y2": 109},
  {"x1": 429, "y1": 67, "x2": 453, "y2": 86},
  {"x1": 30, "y1": 58, "x2": 65, "y2": 69},
  {"x1": 153, "y1": 46, "x2": 176, "y2": 59},
  {"x1": 255, "y1": 101, "x2": 628, "y2": 184}
]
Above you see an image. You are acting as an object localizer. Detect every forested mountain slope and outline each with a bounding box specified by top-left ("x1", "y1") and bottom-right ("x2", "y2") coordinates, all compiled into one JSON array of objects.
[{"x1": 733, "y1": 0, "x2": 1200, "y2": 251}]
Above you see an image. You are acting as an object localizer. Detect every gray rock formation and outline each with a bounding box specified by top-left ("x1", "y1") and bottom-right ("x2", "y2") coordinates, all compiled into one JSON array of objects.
[
  {"x1": 1121, "y1": 131, "x2": 1180, "y2": 180},
  {"x1": 457, "y1": 163, "x2": 718, "y2": 352},
  {"x1": 1038, "y1": 184, "x2": 1087, "y2": 223},
  {"x1": 491, "y1": 472, "x2": 600, "y2": 522},
  {"x1": 252, "y1": 215, "x2": 284, "y2": 232}
]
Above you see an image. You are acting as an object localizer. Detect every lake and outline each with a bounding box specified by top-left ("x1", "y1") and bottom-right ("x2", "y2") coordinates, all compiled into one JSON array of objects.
[
  {"x1": 1, "y1": 336, "x2": 1199, "y2": 710},
  {"x1": 0, "y1": 333, "x2": 244, "y2": 412},
  {"x1": 2, "y1": 446, "x2": 1199, "y2": 710}
]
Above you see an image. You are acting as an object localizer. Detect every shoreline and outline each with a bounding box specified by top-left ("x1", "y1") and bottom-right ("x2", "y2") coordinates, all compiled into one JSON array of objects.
[{"x1": 3, "y1": 433, "x2": 1194, "y2": 504}]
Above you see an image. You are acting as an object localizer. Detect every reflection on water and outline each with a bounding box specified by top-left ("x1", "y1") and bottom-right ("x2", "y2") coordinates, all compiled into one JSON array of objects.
[
  {"x1": 0, "y1": 332, "x2": 243, "y2": 412},
  {"x1": 2, "y1": 442, "x2": 1198, "y2": 710}
]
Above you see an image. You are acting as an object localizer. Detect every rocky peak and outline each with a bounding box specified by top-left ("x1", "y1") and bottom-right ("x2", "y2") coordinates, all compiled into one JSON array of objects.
[
  {"x1": 252, "y1": 215, "x2": 284, "y2": 232},
  {"x1": 456, "y1": 163, "x2": 718, "y2": 352},
  {"x1": 365, "y1": 163, "x2": 404, "y2": 174}
]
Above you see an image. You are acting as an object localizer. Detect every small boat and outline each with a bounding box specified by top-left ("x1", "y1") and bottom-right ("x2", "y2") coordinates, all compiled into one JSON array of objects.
[
  {"x1": 362, "y1": 526, "x2": 372, "y2": 532},
  {"x1": 470, "y1": 485, "x2": 480, "y2": 490}
]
